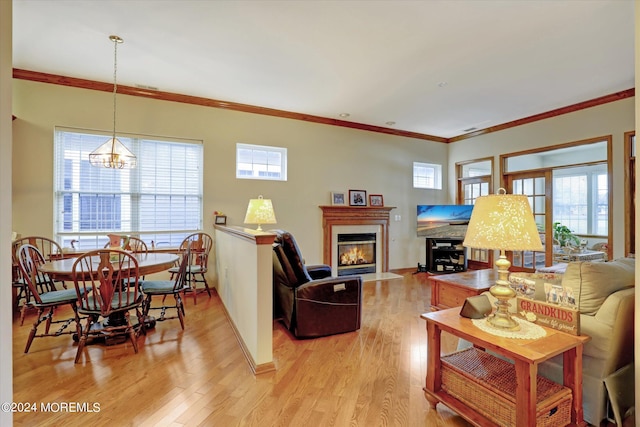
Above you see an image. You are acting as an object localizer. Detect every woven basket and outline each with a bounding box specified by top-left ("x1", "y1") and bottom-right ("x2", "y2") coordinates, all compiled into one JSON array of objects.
[{"x1": 441, "y1": 347, "x2": 572, "y2": 427}]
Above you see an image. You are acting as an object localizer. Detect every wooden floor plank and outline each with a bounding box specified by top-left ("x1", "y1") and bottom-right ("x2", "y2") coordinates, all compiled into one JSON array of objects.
[{"x1": 13, "y1": 269, "x2": 564, "y2": 426}]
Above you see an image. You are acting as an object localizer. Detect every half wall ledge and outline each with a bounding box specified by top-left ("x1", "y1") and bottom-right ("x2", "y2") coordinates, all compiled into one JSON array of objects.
[{"x1": 214, "y1": 225, "x2": 276, "y2": 375}]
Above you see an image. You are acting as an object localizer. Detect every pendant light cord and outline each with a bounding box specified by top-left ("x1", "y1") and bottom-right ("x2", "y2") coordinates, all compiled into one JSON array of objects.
[{"x1": 112, "y1": 36, "x2": 119, "y2": 149}]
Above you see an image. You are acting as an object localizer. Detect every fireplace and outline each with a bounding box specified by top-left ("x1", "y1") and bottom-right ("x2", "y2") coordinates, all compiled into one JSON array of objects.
[
  {"x1": 320, "y1": 205, "x2": 394, "y2": 276},
  {"x1": 337, "y1": 233, "x2": 376, "y2": 276}
]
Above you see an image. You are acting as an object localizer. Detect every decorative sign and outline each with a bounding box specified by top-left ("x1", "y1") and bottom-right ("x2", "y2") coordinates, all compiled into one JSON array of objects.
[{"x1": 515, "y1": 297, "x2": 580, "y2": 336}]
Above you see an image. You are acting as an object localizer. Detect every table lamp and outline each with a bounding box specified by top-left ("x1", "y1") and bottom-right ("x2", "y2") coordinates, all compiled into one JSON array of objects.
[
  {"x1": 244, "y1": 195, "x2": 277, "y2": 231},
  {"x1": 462, "y1": 189, "x2": 543, "y2": 330}
]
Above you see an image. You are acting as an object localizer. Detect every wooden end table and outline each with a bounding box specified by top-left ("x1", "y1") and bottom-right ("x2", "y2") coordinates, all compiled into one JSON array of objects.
[
  {"x1": 429, "y1": 268, "x2": 496, "y2": 310},
  {"x1": 421, "y1": 308, "x2": 590, "y2": 427}
]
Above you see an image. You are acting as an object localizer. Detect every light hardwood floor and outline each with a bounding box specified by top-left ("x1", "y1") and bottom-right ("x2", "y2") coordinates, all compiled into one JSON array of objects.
[{"x1": 11, "y1": 271, "x2": 609, "y2": 426}]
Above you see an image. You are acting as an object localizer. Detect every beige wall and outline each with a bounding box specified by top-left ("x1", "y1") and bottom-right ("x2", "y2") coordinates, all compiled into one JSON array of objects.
[
  {"x1": 447, "y1": 97, "x2": 635, "y2": 260},
  {"x1": 1, "y1": 0, "x2": 12, "y2": 424},
  {"x1": 12, "y1": 79, "x2": 449, "y2": 270}
]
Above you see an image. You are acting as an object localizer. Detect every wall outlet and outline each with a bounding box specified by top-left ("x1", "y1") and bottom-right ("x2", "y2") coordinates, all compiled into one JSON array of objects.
[{"x1": 394, "y1": 215, "x2": 401, "y2": 221}]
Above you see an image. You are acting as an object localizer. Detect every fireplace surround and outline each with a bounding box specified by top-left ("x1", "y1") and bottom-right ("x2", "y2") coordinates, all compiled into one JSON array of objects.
[{"x1": 320, "y1": 205, "x2": 394, "y2": 276}]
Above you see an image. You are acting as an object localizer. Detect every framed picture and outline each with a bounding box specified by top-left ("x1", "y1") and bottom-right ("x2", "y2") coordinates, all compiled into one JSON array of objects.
[
  {"x1": 349, "y1": 190, "x2": 367, "y2": 206},
  {"x1": 369, "y1": 194, "x2": 384, "y2": 207},
  {"x1": 215, "y1": 215, "x2": 227, "y2": 225},
  {"x1": 331, "y1": 191, "x2": 346, "y2": 206}
]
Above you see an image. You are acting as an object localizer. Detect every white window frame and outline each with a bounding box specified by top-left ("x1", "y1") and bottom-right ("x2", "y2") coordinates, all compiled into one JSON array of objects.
[
  {"x1": 53, "y1": 127, "x2": 203, "y2": 249},
  {"x1": 413, "y1": 162, "x2": 442, "y2": 189},
  {"x1": 236, "y1": 143, "x2": 287, "y2": 181}
]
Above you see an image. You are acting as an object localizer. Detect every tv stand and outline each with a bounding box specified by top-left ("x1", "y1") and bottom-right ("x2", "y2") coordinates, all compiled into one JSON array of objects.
[{"x1": 426, "y1": 237, "x2": 467, "y2": 274}]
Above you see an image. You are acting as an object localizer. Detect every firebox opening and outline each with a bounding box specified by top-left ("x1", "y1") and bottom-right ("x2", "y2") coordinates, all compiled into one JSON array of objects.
[{"x1": 337, "y1": 233, "x2": 376, "y2": 276}]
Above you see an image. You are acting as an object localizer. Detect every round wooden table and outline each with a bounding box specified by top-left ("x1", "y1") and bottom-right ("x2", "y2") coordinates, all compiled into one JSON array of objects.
[
  {"x1": 39, "y1": 252, "x2": 180, "y2": 335},
  {"x1": 39, "y1": 252, "x2": 179, "y2": 282}
]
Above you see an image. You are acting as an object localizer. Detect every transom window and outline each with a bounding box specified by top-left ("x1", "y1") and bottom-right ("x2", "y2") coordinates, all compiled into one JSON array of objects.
[
  {"x1": 413, "y1": 162, "x2": 442, "y2": 189},
  {"x1": 236, "y1": 143, "x2": 287, "y2": 181},
  {"x1": 54, "y1": 127, "x2": 203, "y2": 249}
]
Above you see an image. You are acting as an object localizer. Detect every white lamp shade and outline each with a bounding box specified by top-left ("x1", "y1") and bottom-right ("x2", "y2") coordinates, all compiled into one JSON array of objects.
[
  {"x1": 463, "y1": 192, "x2": 543, "y2": 252},
  {"x1": 244, "y1": 196, "x2": 277, "y2": 230}
]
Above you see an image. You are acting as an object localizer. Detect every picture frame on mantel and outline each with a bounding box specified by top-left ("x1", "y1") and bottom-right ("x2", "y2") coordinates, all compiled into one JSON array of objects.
[
  {"x1": 349, "y1": 190, "x2": 367, "y2": 206},
  {"x1": 369, "y1": 194, "x2": 384, "y2": 207},
  {"x1": 331, "y1": 191, "x2": 346, "y2": 206}
]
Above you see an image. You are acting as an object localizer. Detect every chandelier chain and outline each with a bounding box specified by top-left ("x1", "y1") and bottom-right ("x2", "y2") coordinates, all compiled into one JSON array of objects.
[{"x1": 112, "y1": 37, "x2": 119, "y2": 142}]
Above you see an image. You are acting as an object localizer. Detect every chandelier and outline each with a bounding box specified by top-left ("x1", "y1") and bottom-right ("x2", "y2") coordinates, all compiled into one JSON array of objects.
[{"x1": 89, "y1": 35, "x2": 137, "y2": 169}]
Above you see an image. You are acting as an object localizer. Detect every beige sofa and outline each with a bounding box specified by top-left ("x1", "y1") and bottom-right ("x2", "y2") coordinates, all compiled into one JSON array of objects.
[
  {"x1": 461, "y1": 258, "x2": 635, "y2": 425},
  {"x1": 536, "y1": 258, "x2": 635, "y2": 425}
]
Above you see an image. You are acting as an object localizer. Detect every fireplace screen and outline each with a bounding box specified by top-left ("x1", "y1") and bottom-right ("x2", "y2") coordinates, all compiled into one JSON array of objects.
[{"x1": 337, "y1": 233, "x2": 376, "y2": 276}]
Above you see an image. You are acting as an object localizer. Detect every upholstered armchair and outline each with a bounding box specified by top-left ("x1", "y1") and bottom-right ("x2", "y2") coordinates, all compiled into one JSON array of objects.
[{"x1": 271, "y1": 229, "x2": 362, "y2": 338}]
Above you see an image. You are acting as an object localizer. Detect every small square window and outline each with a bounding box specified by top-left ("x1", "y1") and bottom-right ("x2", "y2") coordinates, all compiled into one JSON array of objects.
[
  {"x1": 413, "y1": 162, "x2": 442, "y2": 189},
  {"x1": 236, "y1": 143, "x2": 287, "y2": 181}
]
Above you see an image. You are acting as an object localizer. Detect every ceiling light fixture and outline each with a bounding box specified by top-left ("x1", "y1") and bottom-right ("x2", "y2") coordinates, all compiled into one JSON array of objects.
[
  {"x1": 437, "y1": 81, "x2": 448, "y2": 88},
  {"x1": 89, "y1": 35, "x2": 137, "y2": 169},
  {"x1": 339, "y1": 113, "x2": 350, "y2": 118},
  {"x1": 385, "y1": 121, "x2": 396, "y2": 126}
]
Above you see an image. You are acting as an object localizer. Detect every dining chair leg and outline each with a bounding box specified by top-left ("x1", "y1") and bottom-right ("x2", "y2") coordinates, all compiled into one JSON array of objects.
[
  {"x1": 44, "y1": 308, "x2": 54, "y2": 334},
  {"x1": 191, "y1": 275, "x2": 198, "y2": 305},
  {"x1": 20, "y1": 303, "x2": 28, "y2": 326},
  {"x1": 176, "y1": 295, "x2": 185, "y2": 330},
  {"x1": 24, "y1": 308, "x2": 44, "y2": 353},
  {"x1": 75, "y1": 315, "x2": 95, "y2": 364},
  {"x1": 126, "y1": 312, "x2": 139, "y2": 354}
]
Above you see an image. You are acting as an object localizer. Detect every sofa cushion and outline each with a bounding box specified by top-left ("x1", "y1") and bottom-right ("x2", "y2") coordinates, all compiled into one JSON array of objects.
[{"x1": 561, "y1": 259, "x2": 635, "y2": 315}]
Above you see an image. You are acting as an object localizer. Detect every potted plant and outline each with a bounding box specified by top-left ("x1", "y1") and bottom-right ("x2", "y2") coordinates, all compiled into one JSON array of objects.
[{"x1": 552, "y1": 222, "x2": 580, "y2": 249}]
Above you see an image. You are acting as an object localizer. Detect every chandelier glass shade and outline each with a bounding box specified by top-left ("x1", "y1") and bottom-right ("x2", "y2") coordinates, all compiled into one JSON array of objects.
[{"x1": 89, "y1": 35, "x2": 137, "y2": 169}]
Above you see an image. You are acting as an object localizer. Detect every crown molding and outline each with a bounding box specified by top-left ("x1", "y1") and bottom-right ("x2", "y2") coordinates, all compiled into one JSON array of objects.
[
  {"x1": 12, "y1": 68, "x2": 447, "y2": 143},
  {"x1": 13, "y1": 69, "x2": 634, "y2": 144}
]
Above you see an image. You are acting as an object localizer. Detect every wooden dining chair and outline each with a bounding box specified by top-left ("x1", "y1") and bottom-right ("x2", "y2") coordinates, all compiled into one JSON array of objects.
[
  {"x1": 141, "y1": 243, "x2": 191, "y2": 329},
  {"x1": 72, "y1": 249, "x2": 144, "y2": 364},
  {"x1": 169, "y1": 232, "x2": 213, "y2": 304},
  {"x1": 16, "y1": 244, "x2": 82, "y2": 354},
  {"x1": 13, "y1": 236, "x2": 67, "y2": 325}
]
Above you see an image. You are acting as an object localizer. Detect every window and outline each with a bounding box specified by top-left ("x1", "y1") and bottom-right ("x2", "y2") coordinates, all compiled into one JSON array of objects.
[
  {"x1": 236, "y1": 143, "x2": 287, "y2": 181},
  {"x1": 413, "y1": 162, "x2": 442, "y2": 189},
  {"x1": 54, "y1": 128, "x2": 203, "y2": 249},
  {"x1": 553, "y1": 165, "x2": 608, "y2": 236},
  {"x1": 501, "y1": 136, "x2": 612, "y2": 268}
]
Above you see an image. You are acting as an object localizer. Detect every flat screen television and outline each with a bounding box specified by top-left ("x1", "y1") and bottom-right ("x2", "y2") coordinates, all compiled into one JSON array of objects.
[{"x1": 417, "y1": 204, "x2": 474, "y2": 238}]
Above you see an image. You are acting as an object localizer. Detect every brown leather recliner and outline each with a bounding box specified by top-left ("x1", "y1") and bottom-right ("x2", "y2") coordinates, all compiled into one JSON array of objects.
[{"x1": 271, "y1": 229, "x2": 362, "y2": 338}]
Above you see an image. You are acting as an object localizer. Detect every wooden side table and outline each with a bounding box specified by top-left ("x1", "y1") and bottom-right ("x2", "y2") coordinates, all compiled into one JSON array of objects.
[
  {"x1": 429, "y1": 269, "x2": 495, "y2": 310},
  {"x1": 421, "y1": 308, "x2": 590, "y2": 426}
]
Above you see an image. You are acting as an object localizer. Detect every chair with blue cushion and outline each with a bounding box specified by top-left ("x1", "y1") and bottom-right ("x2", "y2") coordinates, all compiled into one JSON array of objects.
[
  {"x1": 169, "y1": 232, "x2": 212, "y2": 304},
  {"x1": 13, "y1": 236, "x2": 66, "y2": 324},
  {"x1": 16, "y1": 244, "x2": 82, "y2": 354},
  {"x1": 72, "y1": 249, "x2": 144, "y2": 364},
  {"x1": 141, "y1": 243, "x2": 191, "y2": 329}
]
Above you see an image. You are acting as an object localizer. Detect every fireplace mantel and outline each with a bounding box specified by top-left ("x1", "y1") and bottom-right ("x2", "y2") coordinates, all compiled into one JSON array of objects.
[{"x1": 320, "y1": 205, "x2": 395, "y2": 272}]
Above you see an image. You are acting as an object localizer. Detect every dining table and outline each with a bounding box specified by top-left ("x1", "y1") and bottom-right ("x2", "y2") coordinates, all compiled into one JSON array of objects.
[
  {"x1": 39, "y1": 252, "x2": 179, "y2": 282},
  {"x1": 39, "y1": 251, "x2": 180, "y2": 337}
]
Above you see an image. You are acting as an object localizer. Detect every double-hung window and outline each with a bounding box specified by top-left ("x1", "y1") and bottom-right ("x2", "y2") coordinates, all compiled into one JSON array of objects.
[{"x1": 54, "y1": 127, "x2": 203, "y2": 249}]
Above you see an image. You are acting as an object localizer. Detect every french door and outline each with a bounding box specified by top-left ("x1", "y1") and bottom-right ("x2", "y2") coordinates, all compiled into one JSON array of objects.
[
  {"x1": 505, "y1": 171, "x2": 552, "y2": 271},
  {"x1": 458, "y1": 176, "x2": 492, "y2": 268}
]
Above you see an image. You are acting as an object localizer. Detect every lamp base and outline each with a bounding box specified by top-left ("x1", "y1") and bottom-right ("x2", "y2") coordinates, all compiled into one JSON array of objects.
[{"x1": 486, "y1": 250, "x2": 520, "y2": 331}]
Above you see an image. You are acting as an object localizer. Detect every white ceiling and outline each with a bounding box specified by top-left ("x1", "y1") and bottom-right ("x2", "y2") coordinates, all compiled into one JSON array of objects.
[{"x1": 12, "y1": 0, "x2": 635, "y2": 139}]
